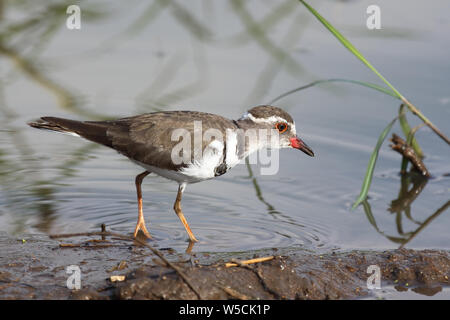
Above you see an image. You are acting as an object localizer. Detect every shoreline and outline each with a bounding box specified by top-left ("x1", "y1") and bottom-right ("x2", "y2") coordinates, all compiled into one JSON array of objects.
[{"x1": 0, "y1": 233, "x2": 448, "y2": 299}]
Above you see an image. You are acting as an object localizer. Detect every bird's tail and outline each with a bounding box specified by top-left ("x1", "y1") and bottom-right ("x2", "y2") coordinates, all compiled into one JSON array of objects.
[
  {"x1": 28, "y1": 117, "x2": 82, "y2": 136},
  {"x1": 27, "y1": 117, "x2": 111, "y2": 146}
]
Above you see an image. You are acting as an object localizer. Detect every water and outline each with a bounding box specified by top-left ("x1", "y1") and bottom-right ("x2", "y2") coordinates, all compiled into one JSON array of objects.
[{"x1": 0, "y1": 0, "x2": 449, "y2": 256}]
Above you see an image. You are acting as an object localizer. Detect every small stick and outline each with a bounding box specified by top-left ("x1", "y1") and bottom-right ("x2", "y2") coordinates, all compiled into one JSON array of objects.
[
  {"x1": 390, "y1": 133, "x2": 430, "y2": 177},
  {"x1": 85, "y1": 239, "x2": 110, "y2": 243},
  {"x1": 59, "y1": 243, "x2": 81, "y2": 248},
  {"x1": 101, "y1": 224, "x2": 106, "y2": 240},
  {"x1": 59, "y1": 243, "x2": 118, "y2": 249},
  {"x1": 225, "y1": 256, "x2": 274, "y2": 268},
  {"x1": 50, "y1": 231, "x2": 107, "y2": 239},
  {"x1": 221, "y1": 286, "x2": 250, "y2": 300}
]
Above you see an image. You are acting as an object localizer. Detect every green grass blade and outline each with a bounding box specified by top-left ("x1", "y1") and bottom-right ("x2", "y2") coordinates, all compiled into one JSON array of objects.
[
  {"x1": 398, "y1": 104, "x2": 424, "y2": 158},
  {"x1": 298, "y1": 0, "x2": 402, "y2": 99},
  {"x1": 361, "y1": 200, "x2": 380, "y2": 232},
  {"x1": 352, "y1": 118, "x2": 397, "y2": 210},
  {"x1": 269, "y1": 78, "x2": 397, "y2": 104},
  {"x1": 399, "y1": 104, "x2": 412, "y2": 171}
]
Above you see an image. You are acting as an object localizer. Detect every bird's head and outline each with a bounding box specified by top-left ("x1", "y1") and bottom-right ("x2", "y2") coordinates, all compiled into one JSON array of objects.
[{"x1": 239, "y1": 105, "x2": 314, "y2": 157}]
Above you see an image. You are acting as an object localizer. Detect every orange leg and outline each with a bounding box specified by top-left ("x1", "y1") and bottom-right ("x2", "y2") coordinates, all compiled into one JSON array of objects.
[
  {"x1": 133, "y1": 171, "x2": 151, "y2": 239},
  {"x1": 174, "y1": 183, "x2": 198, "y2": 242}
]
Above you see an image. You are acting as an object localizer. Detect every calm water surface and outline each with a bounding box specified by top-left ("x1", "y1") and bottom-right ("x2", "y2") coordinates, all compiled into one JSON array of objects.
[{"x1": 0, "y1": 0, "x2": 449, "y2": 254}]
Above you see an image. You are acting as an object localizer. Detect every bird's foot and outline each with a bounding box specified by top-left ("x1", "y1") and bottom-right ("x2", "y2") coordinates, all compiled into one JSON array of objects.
[
  {"x1": 133, "y1": 220, "x2": 152, "y2": 239},
  {"x1": 187, "y1": 233, "x2": 198, "y2": 243}
]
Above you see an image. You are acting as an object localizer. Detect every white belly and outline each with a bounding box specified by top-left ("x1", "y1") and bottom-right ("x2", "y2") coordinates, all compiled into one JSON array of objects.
[
  {"x1": 132, "y1": 161, "x2": 207, "y2": 184},
  {"x1": 132, "y1": 139, "x2": 225, "y2": 184}
]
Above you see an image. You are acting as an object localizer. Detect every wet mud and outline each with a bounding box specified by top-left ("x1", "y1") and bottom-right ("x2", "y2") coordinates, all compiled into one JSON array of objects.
[{"x1": 0, "y1": 233, "x2": 448, "y2": 300}]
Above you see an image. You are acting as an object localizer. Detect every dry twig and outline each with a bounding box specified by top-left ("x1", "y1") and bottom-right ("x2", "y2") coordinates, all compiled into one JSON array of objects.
[
  {"x1": 225, "y1": 256, "x2": 274, "y2": 268},
  {"x1": 390, "y1": 133, "x2": 430, "y2": 177},
  {"x1": 221, "y1": 286, "x2": 250, "y2": 300}
]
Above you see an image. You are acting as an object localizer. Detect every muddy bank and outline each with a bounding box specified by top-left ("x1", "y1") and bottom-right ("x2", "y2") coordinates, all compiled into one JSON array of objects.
[
  {"x1": 108, "y1": 249, "x2": 449, "y2": 300},
  {"x1": 0, "y1": 233, "x2": 448, "y2": 299}
]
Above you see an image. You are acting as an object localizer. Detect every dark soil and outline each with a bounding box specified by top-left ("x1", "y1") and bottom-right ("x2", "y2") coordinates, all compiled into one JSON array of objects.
[{"x1": 0, "y1": 233, "x2": 448, "y2": 299}]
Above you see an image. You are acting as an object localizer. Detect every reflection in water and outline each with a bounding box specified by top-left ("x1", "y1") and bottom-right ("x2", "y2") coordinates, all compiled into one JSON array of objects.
[
  {"x1": 389, "y1": 172, "x2": 429, "y2": 226},
  {"x1": 0, "y1": 79, "x2": 100, "y2": 233},
  {"x1": 135, "y1": 43, "x2": 209, "y2": 112},
  {"x1": 0, "y1": 66, "x2": 100, "y2": 234},
  {"x1": 229, "y1": 0, "x2": 306, "y2": 78},
  {"x1": 0, "y1": 1, "x2": 109, "y2": 119},
  {"x1": 245, "y1": 157, "x2": 279, "y2": 216},
  {"x1": 362, "y1": 172, "x2": 449, "y2": 248}
]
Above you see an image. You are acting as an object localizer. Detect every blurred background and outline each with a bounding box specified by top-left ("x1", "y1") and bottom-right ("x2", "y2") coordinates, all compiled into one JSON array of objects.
[{"x1": 0, "y1": 0, "x2": 449, "y2": 253}]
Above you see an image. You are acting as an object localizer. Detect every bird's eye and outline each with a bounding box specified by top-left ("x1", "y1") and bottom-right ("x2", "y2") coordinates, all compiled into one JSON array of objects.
[{"x1": 275, "y1": 122, "x2": 288, "y2": 133}]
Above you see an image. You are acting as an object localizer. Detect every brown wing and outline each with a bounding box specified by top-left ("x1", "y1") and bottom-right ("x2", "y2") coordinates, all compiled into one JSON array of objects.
[
  {"x1": 30, "y1": 111, "x2": 238, "y2": 171},
  {"x1": 104, "y1": 111, "x2": 238, "y2": 170}
]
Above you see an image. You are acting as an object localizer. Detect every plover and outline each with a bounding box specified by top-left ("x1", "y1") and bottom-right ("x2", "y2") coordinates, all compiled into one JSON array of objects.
[{"x1": 28, "y1": 105, "x2": 314, "y2": 242}]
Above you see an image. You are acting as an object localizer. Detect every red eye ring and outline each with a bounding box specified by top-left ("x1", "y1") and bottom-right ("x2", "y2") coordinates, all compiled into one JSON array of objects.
[{"x1": 275, "y1": 122, "x2": 288, "y2": 133}]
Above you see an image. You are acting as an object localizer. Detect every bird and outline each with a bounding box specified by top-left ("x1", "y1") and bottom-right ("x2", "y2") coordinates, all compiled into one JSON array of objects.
[{"x1": 28, "y1": 105, "x2": 314, "y2": 243}]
